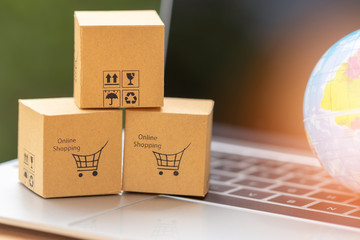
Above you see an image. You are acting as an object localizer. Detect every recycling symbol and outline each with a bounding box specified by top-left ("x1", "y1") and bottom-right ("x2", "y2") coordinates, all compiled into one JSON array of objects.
[
  {"x1": 125, "y1": 92, "x2": 137, "y2": 104},
  {"x1": 29, "y1": 175, "x2": 34, "y2": 187}
]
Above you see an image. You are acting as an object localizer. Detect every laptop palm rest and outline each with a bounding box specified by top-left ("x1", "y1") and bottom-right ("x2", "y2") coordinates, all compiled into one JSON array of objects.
[{"x1": 71, "y1": 195, "x2": 360, "y2": 240}]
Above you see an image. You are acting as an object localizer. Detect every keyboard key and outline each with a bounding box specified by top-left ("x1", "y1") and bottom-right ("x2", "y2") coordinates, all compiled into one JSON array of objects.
[
  {"x1": 321, "y1": 182, "x2": 352, "y2": 193},
  {"x1": 270, "y1": 185, "x2": 312, "y2": 195},
  {"x1": 219, "y1": 154, "x2": 247, "y2": 161},
  {"x1": 268, "y1": 195, "x2": 315, "y2": 207},
  {"x1": 288, "y1": 164, "x2": 323, "y2": 175},
  {"x1": 316, "y1": 171, "x2": 333, "y2": 179},
  {"x1": 211, "y1": 151, "x2": 226, "y2": 158},
  {"x1": 256, "y1": 159, "x2": 285, "y2": 168},
  {"x1": 308, "y1": 202, "x2": 355, "y2": 214},
  {"x1": 237, "y1": 162, "x2": 253, "y2": 169},
  {"x1": 284, "y1": 176, "x2": 321, "y2": 186},
  {"x1": 213, "y1": 160, "x2": 251, "y2": 168},
  {"x1": 349, "y1": 210, "x2": 360, "y2": 217},
  {"x1": 209, "y1": 184, "x2": 235, "y2": 193},
  {"x1": 249, "y1": 171, "x2": 283, "y2": 179},
  {"x1": 348, "y1": 198, "x2": 360, "y2": 206},
  {"x1": 230, "y1": 188, "x2": 274, "y2": 199},
  {"x1": 214, "y1": 165, "x2": 247, "y2": 173},
  {"x1": 309, "y1": 191, "x2": 353, "y2": 202},
  {"x1": 242, "y1": 157, "x2": 264, "y2": 165},
  {"x1": 235, "y1": 179, "x2": 273, "y2": 188},
  {"x1": 210, "y1": 174, "x2": 233, "y2": 182}
]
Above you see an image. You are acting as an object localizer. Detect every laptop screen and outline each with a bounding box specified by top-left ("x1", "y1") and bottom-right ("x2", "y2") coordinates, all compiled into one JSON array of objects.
[{"x1": 164, "y1": 0, "x2": 360, "y2": 149}]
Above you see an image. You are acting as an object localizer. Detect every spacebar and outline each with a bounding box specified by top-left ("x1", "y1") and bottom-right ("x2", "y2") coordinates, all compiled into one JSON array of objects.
[{"x1": 204, "y1": 192, "x2": 360, "y2": 228}]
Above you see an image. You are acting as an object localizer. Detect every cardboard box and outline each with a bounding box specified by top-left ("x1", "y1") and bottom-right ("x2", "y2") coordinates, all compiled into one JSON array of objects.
[
  {"x1": 123, "y1": 97, "x2": 214, "y2": 196},
  {"x1": 74, "y1": 10, "x2": 164, "y2": 109},
  {"x1": 18, "y1": 98, "x2": 123, "y2": 198}
]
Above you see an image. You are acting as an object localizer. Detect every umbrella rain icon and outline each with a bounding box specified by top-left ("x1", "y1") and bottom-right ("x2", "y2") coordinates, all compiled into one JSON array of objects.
[{"x1": 106, "y1": 92, "x2": 118, "y2": 106}]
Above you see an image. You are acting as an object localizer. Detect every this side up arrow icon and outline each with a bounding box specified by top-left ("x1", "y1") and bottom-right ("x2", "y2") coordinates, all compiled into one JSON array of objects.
[
  {"x1": 113, "y1": 74, "x2": 118, "y2": 83},
  {"x1": 106, "y1": 74, "x2": 111, "y2": 83}
]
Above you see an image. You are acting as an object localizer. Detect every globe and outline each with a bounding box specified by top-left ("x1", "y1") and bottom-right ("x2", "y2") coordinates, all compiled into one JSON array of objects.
[{"x1": 304, "y1": 29, "x2": 360, "y2": 192}]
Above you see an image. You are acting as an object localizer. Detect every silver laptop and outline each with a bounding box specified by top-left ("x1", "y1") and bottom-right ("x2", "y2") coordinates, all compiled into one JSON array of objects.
[{"x1": 1, "y1": 0, "x2": 360, "y2": 239}]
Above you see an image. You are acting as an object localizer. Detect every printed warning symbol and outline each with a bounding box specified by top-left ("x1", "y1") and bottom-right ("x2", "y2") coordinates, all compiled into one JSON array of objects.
[
  {"x1": 23, "y1": 149, "x2": 35, "y2": 189},
  {"x1": 122, "y1": 90, "x2": 139, "y2": 107},
  {"x1": 29, "y1": 174, "x2": 34, "y2": 188},
  {"x1": 24, "y1": 153, "x2": 28, "y2": 165},
  {"x1": 123, "y1": 70, "x2": 139, "y2": 88},
  {"x1": 103, "y1": 90, "x2": 120, "y2": 107},
  {"x1": 24, "y1": 149, "x2": 35, "y2": 172},
  {"x1": 103, "y1": 71, "x2": 120, "y2": 88},
  {"x1": 23, "y1": 168, "x2": 35, "y2": 189}
]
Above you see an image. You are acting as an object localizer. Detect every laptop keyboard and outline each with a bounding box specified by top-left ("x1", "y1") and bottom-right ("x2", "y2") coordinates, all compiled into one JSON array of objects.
[{"x1": 202, "y1": 151, "x2": 360, "y2": 228}]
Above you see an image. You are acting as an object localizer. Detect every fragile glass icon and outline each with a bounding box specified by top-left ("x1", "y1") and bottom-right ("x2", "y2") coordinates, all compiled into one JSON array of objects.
[{"x1": 126, "y1": 73, "x2": 135, "y2": 85}]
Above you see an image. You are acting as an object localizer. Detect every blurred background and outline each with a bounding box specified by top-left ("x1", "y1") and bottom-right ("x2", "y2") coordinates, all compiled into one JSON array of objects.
[{"x1": 2, "y1": 0, "x2": 360, "y2": 162}]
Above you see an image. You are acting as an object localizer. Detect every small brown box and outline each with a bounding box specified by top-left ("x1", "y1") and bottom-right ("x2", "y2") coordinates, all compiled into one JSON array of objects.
[
  {"x1": 74, "y1": 10, "x2": 164, "y2": 109},
  {"x1": 123, "y1": 97, "x2": 214, "y2": 196},
  {"x1": 18, "y1": 98, "x2": 122, "y2": 198}
]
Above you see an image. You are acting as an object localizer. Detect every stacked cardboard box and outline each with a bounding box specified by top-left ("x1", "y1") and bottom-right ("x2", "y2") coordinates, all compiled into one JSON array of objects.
[
  {"x1": 73, "y1": 11, "x2": 164, "y2": 109},
  {"x1": 18, "y1": 10, "x2": 214, "y2": 198}
]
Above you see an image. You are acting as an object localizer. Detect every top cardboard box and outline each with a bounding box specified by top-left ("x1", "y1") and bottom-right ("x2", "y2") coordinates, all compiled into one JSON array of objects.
[{"x1": 74, "y1": 11, "x2": 164, "y2": 109}]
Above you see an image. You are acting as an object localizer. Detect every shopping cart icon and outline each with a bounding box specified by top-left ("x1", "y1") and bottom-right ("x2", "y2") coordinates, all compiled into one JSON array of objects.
[
  {"x1": 72, "y1": 141, "x2": 108, "y2": 177},
  {"x1": 152, "y1": 143, "x2": 191, "y2": 176}
]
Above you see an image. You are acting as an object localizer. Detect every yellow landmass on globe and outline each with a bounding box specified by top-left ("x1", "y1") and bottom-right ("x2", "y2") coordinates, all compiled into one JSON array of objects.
[
  {"x1": 335, "y1": 114, "x2": 360, "y2": 129},
  {"x1": 321, "y1": 51, "x2": 360, "y2": 129}
]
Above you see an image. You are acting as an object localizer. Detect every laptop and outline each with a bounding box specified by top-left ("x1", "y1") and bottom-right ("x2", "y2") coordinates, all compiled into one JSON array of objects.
[{"x1": 1, "y1": 0, "x2": 360, "y2": 239}]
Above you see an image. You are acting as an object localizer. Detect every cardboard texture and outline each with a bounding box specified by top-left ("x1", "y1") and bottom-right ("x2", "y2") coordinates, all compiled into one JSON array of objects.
[
  {"x1": 18, "y1": 98, "x2": 122, "y2": 198},
  {"x1": 74, "y1": 10, "x2": 164, "y2": 109},
  {"x1": 123, "y1": 97, "x2": 214, "y2": 197}
]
